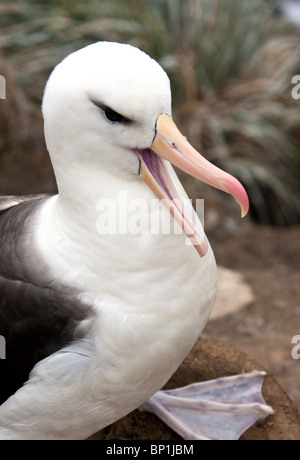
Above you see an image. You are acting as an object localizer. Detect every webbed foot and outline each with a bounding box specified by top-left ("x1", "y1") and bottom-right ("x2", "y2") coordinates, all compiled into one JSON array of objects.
[{"x1": 139, "y1": 371, "x2": 274, "y2": 440}]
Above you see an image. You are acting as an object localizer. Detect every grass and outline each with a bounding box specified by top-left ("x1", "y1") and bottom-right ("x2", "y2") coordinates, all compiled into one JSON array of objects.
[{"x1": 0, "y1": 0, "x2": 300, "y2": 224}]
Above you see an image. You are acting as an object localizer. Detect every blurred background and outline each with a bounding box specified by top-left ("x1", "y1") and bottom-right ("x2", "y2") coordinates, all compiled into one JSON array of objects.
[{"x1": 0, "y1": 0, "x2": 299, "y2": 431}]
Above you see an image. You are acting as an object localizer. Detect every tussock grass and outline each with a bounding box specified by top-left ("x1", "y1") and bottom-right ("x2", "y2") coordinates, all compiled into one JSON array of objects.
[{"x1": 0, "y1": 0, "x2": 299, "y2": 224}]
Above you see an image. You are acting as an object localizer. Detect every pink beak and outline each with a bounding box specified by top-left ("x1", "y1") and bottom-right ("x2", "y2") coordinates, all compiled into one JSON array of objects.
[{"x1": 136, "y1": 114, "x2": 249, "y2": 257}]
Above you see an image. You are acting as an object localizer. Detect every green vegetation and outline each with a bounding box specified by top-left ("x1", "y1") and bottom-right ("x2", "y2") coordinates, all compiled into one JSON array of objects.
[{"x1": 1, "y1": 0, "x2": 299, "y2": 224}]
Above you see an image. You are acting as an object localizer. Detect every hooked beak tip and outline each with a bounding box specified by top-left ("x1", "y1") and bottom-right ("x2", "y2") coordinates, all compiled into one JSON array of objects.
[{"x1": 221, "y1": 175, "x2": 249, "y2": 218}]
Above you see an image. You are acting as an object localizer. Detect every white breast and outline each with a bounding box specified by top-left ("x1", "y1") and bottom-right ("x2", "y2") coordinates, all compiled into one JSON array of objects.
[{"x1": 33, "y1": 175, "x2": 217, "y2": 399}]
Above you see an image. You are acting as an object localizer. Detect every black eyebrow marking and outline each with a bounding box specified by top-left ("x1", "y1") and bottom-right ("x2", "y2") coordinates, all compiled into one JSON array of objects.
[{"x1": 90, "y1": 99, "x2": 132, "y2": 124}]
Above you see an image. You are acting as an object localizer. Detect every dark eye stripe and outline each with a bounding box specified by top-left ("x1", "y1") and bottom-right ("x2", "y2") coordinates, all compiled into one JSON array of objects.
[
  {"x1": 104, "y1": 108, "x2": 128, "y2": 123},
  {"x1": 91, "y1": 99, "x2": 132, "y2": 124}
]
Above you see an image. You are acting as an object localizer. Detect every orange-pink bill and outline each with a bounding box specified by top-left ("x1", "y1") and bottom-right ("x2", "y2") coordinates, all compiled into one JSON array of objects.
[{"x1": 136, "y1": 114, "x2": 249, "y2": 257}]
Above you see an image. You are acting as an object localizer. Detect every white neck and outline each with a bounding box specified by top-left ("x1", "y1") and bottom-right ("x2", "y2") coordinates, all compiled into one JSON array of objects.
[{"x1": 35, "y1": 133, "x2": 215, "y2": 309}]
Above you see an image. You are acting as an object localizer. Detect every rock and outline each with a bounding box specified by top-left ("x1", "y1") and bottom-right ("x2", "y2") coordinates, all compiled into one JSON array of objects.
[{"x1": 211, "y1": 266, "x2": 255, "y2": 320}]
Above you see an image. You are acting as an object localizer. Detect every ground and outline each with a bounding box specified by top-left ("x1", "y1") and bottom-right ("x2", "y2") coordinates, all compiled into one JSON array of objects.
[{"x1": 207, "y1": 219, "x2": 300, "y2": 416}]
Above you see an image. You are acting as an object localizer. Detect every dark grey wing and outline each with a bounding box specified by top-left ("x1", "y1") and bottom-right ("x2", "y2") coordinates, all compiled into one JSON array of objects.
[
  {"x1": 0, "y1": 194, "x2": 49, "y2": 212},
  {"x1": 0, "y1": 195, "x2": 51, "y2": 282},
  {"x1": 0, "y1": 196, "x2": 93, "y2": 405},
  {"x1": 0, "y1": 278, "x2": 92, "y2": 404}
]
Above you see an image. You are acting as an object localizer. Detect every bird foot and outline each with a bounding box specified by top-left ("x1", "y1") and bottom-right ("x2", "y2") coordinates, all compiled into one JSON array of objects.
[{"x1": 139, "y1": 370, "x2": 274, "y2": 440}]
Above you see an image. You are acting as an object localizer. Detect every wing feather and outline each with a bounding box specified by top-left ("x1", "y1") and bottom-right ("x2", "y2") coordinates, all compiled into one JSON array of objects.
[{"x1": 0, "y1": 195, "x2": 94, "y2": 404}]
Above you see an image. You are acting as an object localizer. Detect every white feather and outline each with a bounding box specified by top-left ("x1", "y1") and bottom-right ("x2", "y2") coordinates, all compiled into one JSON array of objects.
[{"x1": 0, "y1": 42, "x2": 217, "y2": 439}]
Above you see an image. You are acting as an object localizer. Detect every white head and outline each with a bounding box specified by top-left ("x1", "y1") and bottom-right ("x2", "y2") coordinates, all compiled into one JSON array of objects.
[
  {"x1": 42, "y1": 42, "x2": 171, "y2": 178},
  {"x1": 42, "y1": 41, "x2": 248, "y2": 257}
]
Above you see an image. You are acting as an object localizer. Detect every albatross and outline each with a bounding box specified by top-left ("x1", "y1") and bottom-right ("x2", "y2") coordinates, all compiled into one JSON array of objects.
[{"x1": 0, "y1": 42, "x2": 272, "y2": 440}]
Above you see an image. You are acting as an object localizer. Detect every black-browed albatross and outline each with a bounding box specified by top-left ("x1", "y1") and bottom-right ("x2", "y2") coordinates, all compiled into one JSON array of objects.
[{"x1": 0, "y1": 42, "x2": 272, "y2": 440}]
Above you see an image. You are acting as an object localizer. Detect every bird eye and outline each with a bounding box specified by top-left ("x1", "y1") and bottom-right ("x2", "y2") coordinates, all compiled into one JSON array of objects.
[
  {"x1": 104, "y1": 108, "x2": 127, "y2": 123},
  {"x1": 90, "y1": 99, "x2": 132, "y2": 124}
]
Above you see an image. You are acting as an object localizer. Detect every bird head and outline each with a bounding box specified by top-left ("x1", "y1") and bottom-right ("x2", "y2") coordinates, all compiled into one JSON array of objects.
[{"x1": 42, "y1": 42, "x2": 248, "y2": 256}]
